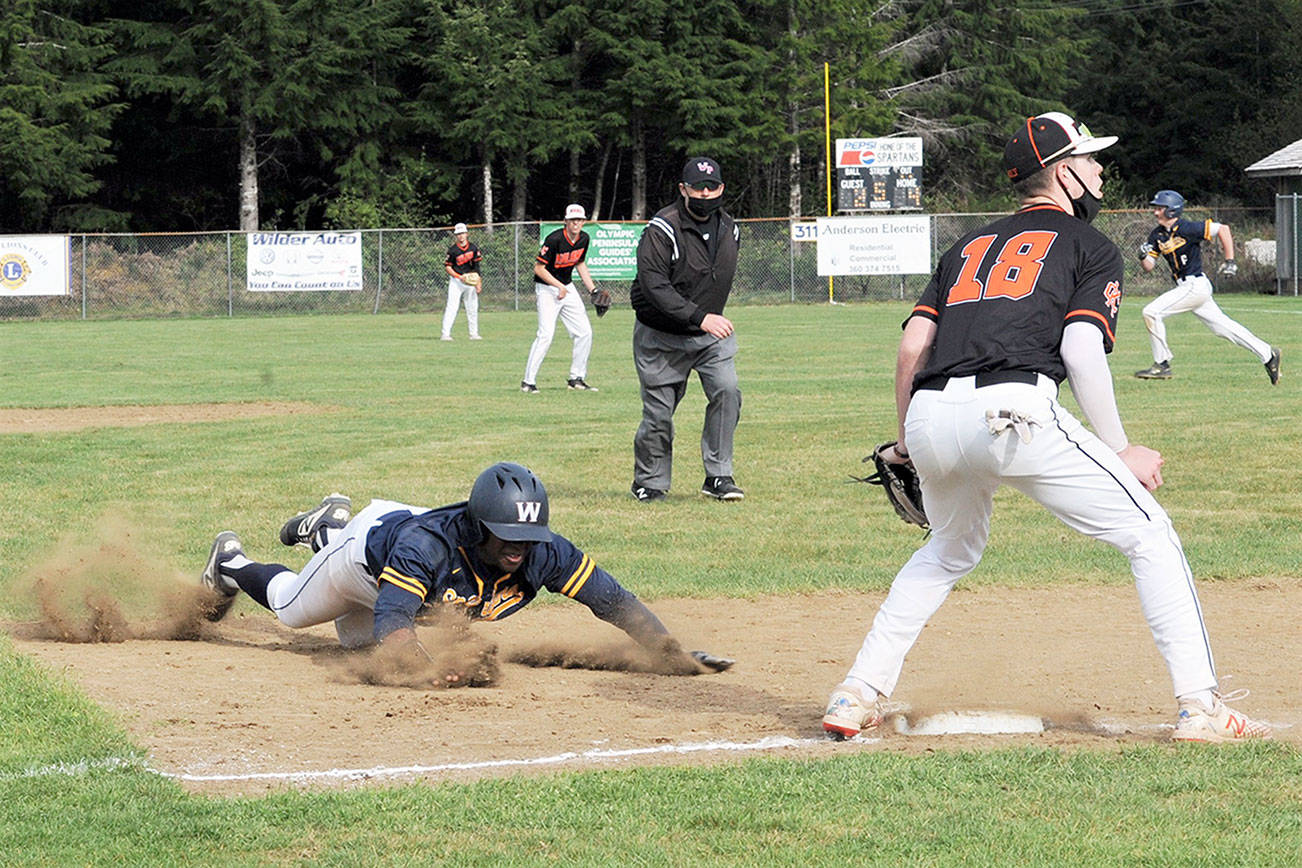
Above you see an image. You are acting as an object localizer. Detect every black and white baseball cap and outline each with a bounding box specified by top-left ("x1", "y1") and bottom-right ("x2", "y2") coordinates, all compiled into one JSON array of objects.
[
  {"x1": 1002, "y1": 112, "x2": 1117, "y2": 182},
  {"x1": 682, "y1": 157, "x2": 723, "y2": 187}
]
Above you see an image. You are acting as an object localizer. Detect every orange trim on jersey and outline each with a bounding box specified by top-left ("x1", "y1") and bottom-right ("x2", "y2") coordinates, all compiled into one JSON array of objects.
[
  {"x1": 1016, "y1": 203, "x2": 1068, "y2": 214},
  {"x1": 1066, "y1": 308, "x2": 1115, "y2": 343},
  {"x1": 378, "y1": 566, "x2": 426, "y2": 599},
  {"x1": 564, "y1": 228, "x2": 581, "y2": 244},
  {"x1": 913, "y1": 304, "x2": 939, "y2": 317}
]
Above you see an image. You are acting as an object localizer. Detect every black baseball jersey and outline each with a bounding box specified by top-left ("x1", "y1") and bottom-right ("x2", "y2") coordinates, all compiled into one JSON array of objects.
[
  {"x1": 536, "y1": 227, "x2": 590, "y2": 284},
  {"x1": 367, "y1": 502, "x2": 666, "y2": 644},
  {"x1": 445, "y1": 241, "x2": 482, "y2": 275},
  {"x1": 1145, "y1": 218, "x2": 1216, "y2": 281},
  {"x1": 909, "y1": 203, "x2": 1123, "y2": 387}
]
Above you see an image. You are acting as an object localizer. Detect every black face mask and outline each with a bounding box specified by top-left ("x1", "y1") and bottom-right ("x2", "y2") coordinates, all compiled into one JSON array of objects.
[
  {"x1": 1062, "y1": 166, "x2": 1101, "y2": 224},
  {"x1": 684, "y1": 193, "x2": 724, "y2": 219}
]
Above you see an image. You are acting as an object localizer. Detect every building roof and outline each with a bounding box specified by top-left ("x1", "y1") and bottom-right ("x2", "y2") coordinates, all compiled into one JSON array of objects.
[{"x1": 1245, "y1": 139, "x2": 1302, "y2": 177}]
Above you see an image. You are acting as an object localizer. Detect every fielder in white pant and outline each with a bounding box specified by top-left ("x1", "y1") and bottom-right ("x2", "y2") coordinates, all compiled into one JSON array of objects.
[
  {"x1": 823, "y1": 112, "x2": 1271, "y2": 744},
  {"x1": 1135, "y1": 190, "x2": 1280, "y2": 383},
  {"x1": 522, "y1": 204, "x2": 599, "y2": 392},
  {"x1": 441, "y1": 275, "x2": 480, "y2": 340},
  {"x1": 441, "y1": 222, "x2": 483, "y2": 340}
]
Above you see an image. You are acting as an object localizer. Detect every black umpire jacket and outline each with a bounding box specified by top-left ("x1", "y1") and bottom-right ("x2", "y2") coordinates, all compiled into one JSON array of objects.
[{"x1": 630, "y1": 198, "x2": 740, "y2": 335}]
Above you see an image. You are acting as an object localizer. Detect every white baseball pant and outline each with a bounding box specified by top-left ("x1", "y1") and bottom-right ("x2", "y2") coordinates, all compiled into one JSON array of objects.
[
  {"x1": 265, "y1": 499, "x2": 427, "y2": 648},
  {"x1": 844, "y1": 375, "x2": 1218, "y2": 700},
  {"x1": 1141, "y1": 274, "x2": 1271, "y2": 364},
  {"x1": 523, "y1": 282, "x2": 592, "y2": 385},
  {"x1": 441, "y1": 276, "x2": 480, "y2": 339}
]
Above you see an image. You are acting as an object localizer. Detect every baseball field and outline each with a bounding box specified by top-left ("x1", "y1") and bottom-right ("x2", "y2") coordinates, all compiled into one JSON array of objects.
[{"x1": 1, "y1": 300, "x2": 1299, "y2": 864}]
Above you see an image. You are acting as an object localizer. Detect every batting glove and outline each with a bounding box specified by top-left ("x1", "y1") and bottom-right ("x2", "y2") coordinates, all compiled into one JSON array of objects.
[
  {"x1": 1218, "y1": 260, "x2": 1238, "y2": 277},
  {"x1": 1138, "y1": 242, "x2": 1155, "y2": 261}
]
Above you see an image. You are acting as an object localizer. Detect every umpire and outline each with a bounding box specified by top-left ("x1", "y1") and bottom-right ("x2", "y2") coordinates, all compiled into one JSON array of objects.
[{"x1": 629, "y1": 156, "x2": 743, "y2": 502}]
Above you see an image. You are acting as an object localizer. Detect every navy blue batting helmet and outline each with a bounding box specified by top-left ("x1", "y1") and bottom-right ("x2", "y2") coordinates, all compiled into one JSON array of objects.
[
  {"x1": 468, "y1": 462, "x2": 552, "y2": 543},
  {"x1": 1150, "y1": 190, "x2": 1185, "y2": 218}
]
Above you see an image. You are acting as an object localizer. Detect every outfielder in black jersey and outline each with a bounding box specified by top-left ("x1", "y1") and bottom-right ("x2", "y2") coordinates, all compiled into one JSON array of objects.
[
  {"x1": 200, "y1": 463, "x2": 733, "y2": 680},
  {"x1": 441, "y1": 222, "x2": 483, "y2": 340},
  {"x1": 822, "y1": 112, "x2": 1270, "y2": 744},
  {"x1": 1134, "y1": 190, "x2": 1279, "y2": 383},
  {"x1": 523, "y1": 204, "x2": 600, "y2": 392}
]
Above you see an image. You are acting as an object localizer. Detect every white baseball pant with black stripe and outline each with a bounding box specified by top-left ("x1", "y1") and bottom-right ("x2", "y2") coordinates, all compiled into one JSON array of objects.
[
  {"x1": 265, "y1": 500, "x2": 428, "y2": 648},
  {"x1": 523, "y1": 282, "x2": 592, "y2": 384},
  {"x1": 1141, "y1": 274, "x2": 1271, "y2": 364},
  {"x1": 844, "y1": 374, "x2": 1218, "y2": 700}
]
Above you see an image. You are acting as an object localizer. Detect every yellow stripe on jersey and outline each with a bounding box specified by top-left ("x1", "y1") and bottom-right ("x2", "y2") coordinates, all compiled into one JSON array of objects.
[
  {"x1": 378, "y1": 566, "x2": 426, "y2": 599},
  {"x1": 561, "y1": 555, "x2": 596, "y2": 598}
]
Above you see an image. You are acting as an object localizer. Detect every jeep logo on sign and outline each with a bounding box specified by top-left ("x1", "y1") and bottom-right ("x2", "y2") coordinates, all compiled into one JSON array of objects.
[{"x1": 515, "y1": 501, "x2": 542, "y2": 523}]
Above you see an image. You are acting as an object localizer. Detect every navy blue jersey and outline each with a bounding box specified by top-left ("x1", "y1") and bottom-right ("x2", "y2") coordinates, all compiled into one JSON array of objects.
[
  {"x1": 365, "y1": 502, "x2": 665, "y2": 644},
  {"x1": 909, "y1": 203, "x2": 1123, "y2": 387},
  {"x1": 445, "y1": 241, "x2": 482, "y2": 275},
  {"x1": 536, "y1": 228, "x2": 590, "y2": 284},
  {"x1": 1145, "y1": 218, "x2": 1216, "y2": 281}
]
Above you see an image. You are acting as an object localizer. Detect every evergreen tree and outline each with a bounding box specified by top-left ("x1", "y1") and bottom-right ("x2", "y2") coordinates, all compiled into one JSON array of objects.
[
  {"x1": 110, "y1": 0, "x2": 409, "y2": 230},
  {"x1": 0, "y1": 0, "x2": 120, "y2": 232}
]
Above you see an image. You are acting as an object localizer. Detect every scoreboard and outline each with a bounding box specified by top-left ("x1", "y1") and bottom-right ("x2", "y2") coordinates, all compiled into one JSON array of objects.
[{"x1": 835, "y1": 137, "x2": 923, "y2": 212}]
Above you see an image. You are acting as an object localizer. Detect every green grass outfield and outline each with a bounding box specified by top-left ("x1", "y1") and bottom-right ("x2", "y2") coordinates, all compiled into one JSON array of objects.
[{"x1": 1, "y1": 299, "x2": 1300, "y2": 864}]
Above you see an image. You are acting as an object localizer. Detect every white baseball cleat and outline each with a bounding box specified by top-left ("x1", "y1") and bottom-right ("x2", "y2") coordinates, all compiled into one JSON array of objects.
[
  {"x1": 822, "y1": 682, "x2": 883, "y2": 741},
  {"x1": 1171, "y1": 690, "x2": 1272, "y2": 743}
]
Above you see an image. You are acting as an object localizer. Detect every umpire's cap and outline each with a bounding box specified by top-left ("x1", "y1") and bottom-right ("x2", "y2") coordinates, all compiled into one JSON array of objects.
[
  {"x1": 469, "y1": 462, "x2": 552, "y2": 543},
  {"x1": 1003, "y1": 112, "x2": 1117, "y2": 182}
]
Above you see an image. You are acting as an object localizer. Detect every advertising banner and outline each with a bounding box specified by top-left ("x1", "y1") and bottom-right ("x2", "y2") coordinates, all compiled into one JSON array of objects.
[
  {"x1": 246, "y1": 232, "x2": 363, "y2": 292},
  {"x1": 816, "y1": 215, "x2": 932, "y2": 276},
  {"x1": 0, "y1": 236, "x2": 70, "y2": 296},
  {"x1": 539, "y1": 222, "x2": 646, "y2": 280}
]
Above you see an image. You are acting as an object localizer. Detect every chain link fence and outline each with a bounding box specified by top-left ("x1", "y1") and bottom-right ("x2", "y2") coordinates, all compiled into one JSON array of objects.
[{"x1": 0, "y1": 209, "x2": 1277, "y2": 322}]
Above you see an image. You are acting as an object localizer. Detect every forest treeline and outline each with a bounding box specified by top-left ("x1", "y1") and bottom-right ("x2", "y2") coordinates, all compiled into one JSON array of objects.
[{"x1": 3, "y1": 0, "x2": 1299, "y2": 233}]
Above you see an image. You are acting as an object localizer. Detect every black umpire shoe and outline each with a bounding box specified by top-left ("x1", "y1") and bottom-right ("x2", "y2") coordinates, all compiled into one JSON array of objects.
[
  {"x1": 631, "y1": 483, "x2": 666, "y2": 502},
  {"x1": 200, "y1": 531, "x2": 244, "y2": 622},
  {"x1": 1265, "y1": 347, "x2": 1282, "y2": 385},
  {"x1": 701, "y1": 476, "x2": 745, "y2": 501},
  {"x1": 279, "y1": 493, "x2": 351, "y2": 549}
]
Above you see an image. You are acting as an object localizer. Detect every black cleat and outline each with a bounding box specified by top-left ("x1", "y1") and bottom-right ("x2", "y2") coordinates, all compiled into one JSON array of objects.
[
  {"x1": 200, "y1": 531, "x2": 244, "y2": 622},
  {"x1": 279, "y1": 494, "x2": 351, "y2": 549},
  {"x1": 1265, "y1": 347, "x2": 1281, "y2": 385},
  {"x1": 567, "y1": 377, "x2": 598, "y2": 391},
  {"x1": 1134, "y1": 361, "x2": 1172, "y2": 380}
]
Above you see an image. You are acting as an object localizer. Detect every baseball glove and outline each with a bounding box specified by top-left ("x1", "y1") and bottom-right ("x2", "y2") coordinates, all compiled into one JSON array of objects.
[
  {"x1": 461, "y1": 272, "x2": 482, "y2": 289},
  {"x1": 589, "y1": 287, "x2": 612, "y2": 317},
  {"x1": 853, "y1": 441, "x2": 928, "y2": 529}
]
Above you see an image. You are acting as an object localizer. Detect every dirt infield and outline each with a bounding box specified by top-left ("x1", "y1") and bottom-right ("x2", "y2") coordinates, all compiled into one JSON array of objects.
[
  {"x1": 9, "y1": 580, "x2": 1298, "y2": 795},
  {"x1": 0, "y1": 402, "x2": 322, "y2": 434}
]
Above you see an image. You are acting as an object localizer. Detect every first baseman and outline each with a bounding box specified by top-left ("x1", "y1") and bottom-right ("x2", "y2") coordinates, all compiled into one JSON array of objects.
[
  {"x1": 1135, "y1": 190, "x2": 1280, "y2": 383},
  {"x1": 822, "y1": 112, "x2": 1270, "y2": 744},
  {"x1": 199, "y1": 463, "x2": 731, "y2": 675},
  {"x1": 441, "y1": 222, "x2": 482, "y2": 341}
]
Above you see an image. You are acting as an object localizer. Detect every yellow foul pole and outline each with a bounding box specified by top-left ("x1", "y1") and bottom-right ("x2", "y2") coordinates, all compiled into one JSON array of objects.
[{"x1": 824, "y1": 62, "x2": 833, "y2": 303}]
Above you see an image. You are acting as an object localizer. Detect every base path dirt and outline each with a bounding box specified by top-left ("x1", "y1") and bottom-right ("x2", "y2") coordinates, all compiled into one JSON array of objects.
[
  {"x1": 0, "y1": 402, "x2": 323, "y2": 434},
  {"x1": 11, "y1": 583, "x2": 1298, "y2": 794}
]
